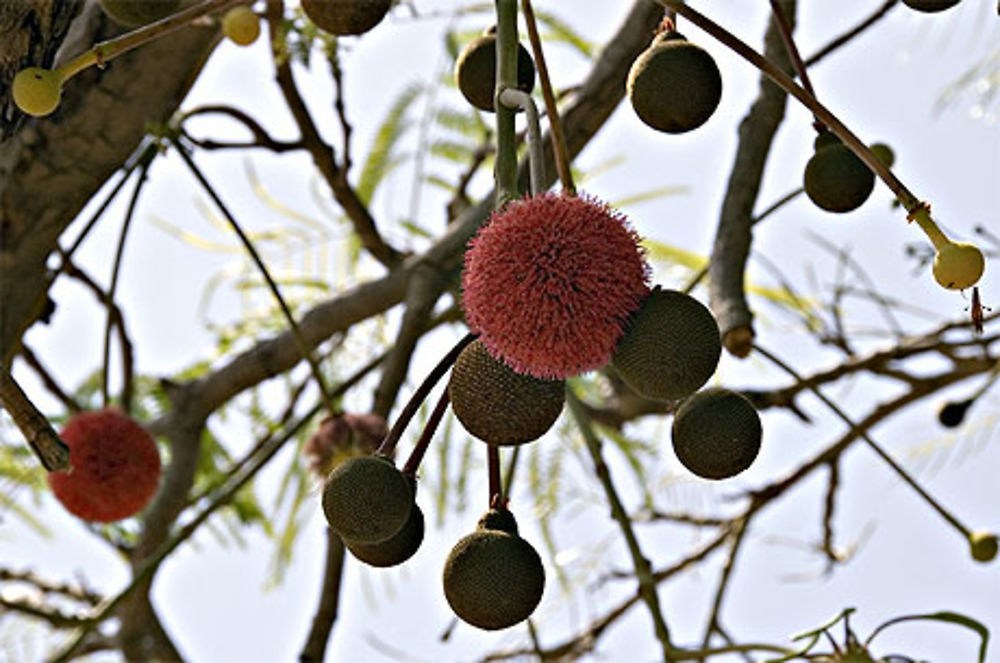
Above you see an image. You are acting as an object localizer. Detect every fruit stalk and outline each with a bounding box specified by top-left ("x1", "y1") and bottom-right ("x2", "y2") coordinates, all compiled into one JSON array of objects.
[
  {"x1": 376, "y1": 333, "x2": 477, "y2": 457},
  {"x1": 520, "y1": 0, "x2": 575, "y2": 195},
  {"x1": 401, "y1": 388, "x2": 450, "y2": 475},
  {"x1": 498, "y1": 88, "x2": 544, "y2": 194},
  {"x1": 494, "y1": 0, "x2": 521, "y2": 206},
  {"x1": 57, "y1": 0, "x2": 244, "y2": 84}
]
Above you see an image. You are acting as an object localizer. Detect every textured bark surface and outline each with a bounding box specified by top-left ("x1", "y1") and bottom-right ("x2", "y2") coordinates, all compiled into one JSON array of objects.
[
  {"x1": 0, "y1": 1, "x2": 221, "y2": 368},
  {"x1": 708, "y1": 0, "x2": 796, "y2": 357}
]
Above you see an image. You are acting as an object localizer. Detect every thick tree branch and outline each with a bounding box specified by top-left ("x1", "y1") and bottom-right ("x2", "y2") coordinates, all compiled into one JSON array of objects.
[{"x1": 708, "y1": 0, "x2": 796, "y2": 358}]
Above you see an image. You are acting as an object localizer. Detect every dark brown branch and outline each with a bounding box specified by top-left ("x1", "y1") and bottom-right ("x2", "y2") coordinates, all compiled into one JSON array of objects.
[
  {"x1": 0, "y1": 568, "x2": 102, "y2": 605},
  {"x1": 804, "y1": 1, "x2": 898, "y2": 69},
  {"x1": 298, "y1": 527, "x2": 347, "y2": 663},
  {"x1": 180, "y1": 104, "x2": 304, "y2": 152},
  {"x1": 264, "y1": 0, "x2": 402, "y2": 268},
  {"x1": 0, "y1": 596, "x2": 89, "y2": 629}
]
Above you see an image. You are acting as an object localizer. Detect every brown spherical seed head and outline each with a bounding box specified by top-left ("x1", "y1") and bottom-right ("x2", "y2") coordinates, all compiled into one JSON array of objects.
[
  {"x1": 626, "y1": 31, "x2": 722, "y2": 134},
  {"x1": 346, "y1": 503, "x2": 425, "y2": 567},
  {"x1": 672, "y1": 388, "x2": 762, "y2": 480},
  {"x1": 804, "y1": 136, "x2": 875, "y2": 213},
  {"x1": 612, "y1": 287, "x2": 721, "y2": 401},
  {"x1": 322, "y1": 455, "x2": 413, "y2": 544},
  {"x1": 454, "y1": 32, "x2": 536, "y2": 113},
  {"x1": 448, "y1": 340, "x2": 565, "y2": 446},
  {"x1": 443, "y1": 512, "x2": 545, "y2": 630},
  {"x1": 301, "y1": 0, "x2": 392, "y2": 36},
  {"x1": 902, "y1": 0, "x2": 962, "y2": 11},
  {"x1": 99, "y1": 0, "x2": 182, "y2": 26}
]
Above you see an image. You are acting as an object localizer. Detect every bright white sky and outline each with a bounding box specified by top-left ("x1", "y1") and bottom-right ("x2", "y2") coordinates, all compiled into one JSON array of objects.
[{"x1": 3, "y1": 1, "x2": 999, "y2": 662}]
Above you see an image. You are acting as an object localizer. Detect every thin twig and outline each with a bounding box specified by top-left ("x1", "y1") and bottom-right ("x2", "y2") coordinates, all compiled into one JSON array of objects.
[
  {"x1": 377, "y1": 333, "x2": 476, "y2": 457},
  {"x1": 16, "y1": 345, "x2": 83, "y2": 414},
  {"x1": 264, "y1": 0, "x2": 401, "y2": 267},
  {"x1": 521, "y1": 0, "x2": 574, "y2": 195},
  {"x1": 753, "y1": 343, "x2": 973, "y2": 538},
  {"x1": 566, "y1": 389, "x2": 675, "y2": 659},
  {"x1": 101, "y1": 158, "x2": 148, "y2": 411},
  {"x1": 402, "y1": 388, "x2": 450, "y2": 476},
  {"x1": 180, "y1": 105, "x2": 303, "y2": 152},
  {"x1": 172, "y1": 136, "x2": 337, "y2": 415}
]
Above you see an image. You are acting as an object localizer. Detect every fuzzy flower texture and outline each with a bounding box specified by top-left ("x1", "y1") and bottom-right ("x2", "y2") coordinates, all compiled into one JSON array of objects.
[
  {"x1": 47, "y1": 408, "x2": 162, "y2": 523},
  {"x1": 463, "y1": 193, "x2": 650, "y2": 379}
]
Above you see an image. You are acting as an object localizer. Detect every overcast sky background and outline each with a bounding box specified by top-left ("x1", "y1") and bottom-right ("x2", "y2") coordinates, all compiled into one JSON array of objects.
[{"x1": 2, "y1": 1, "x2": 999, "y2": 662}]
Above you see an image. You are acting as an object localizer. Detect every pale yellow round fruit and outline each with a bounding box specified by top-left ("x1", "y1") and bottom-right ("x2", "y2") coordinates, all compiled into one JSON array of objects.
[
  {"x1": 222, "y1": 6, "x2": 260, "y2": 46},
  {"x1": 933, "y1": 241, "x2": 984, "y2": 290},
  {"x1": 12, "y1": 67, "x2": 62, "y2": 117}
]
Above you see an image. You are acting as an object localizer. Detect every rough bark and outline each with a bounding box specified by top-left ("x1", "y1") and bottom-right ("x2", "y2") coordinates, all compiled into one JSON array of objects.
[{"x1": 708, "y1": 0, "x2": 796, "y2": 357}]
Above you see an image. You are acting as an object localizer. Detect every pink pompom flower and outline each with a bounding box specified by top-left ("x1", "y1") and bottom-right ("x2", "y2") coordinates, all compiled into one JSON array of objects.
[{"x1": 462, "y1": 192, "x2": 650, "y2": 378}]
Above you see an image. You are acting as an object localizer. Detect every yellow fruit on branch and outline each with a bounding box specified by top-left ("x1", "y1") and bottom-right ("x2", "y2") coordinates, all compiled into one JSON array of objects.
[{"x1": 932, "y1": 241, "x2": 984, "y2": 290}]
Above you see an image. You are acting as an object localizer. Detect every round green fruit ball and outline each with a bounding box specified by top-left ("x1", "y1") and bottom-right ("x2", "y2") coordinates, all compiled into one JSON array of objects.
[
  {"x1": 869, "y1": 142, "x2": 895, "y2": 168},
  {"x1": 321, "y1": 455, "x2": 413, "y2": 544},
  {"x1": 612, "y1": 287, "x2": 721, "y2": 401},
  {"x1": 448, "y1": 340, "x2": 564, "y2": 446},
  {"x1": 969, "y1": 531, "x2": 998, "y2": 563},
  {"x1": 301, "y1": 0, "x2": 392, "y2": 36},
  {"x1": 443, "y1": 509, "x2": 545, "y2": 630},
  {"x1": 933, "y1": 241, "x2": 984, "y2": 290},
  {"x1": 902, "y1": 0, "x2": 962, "y2": 12},
  {"x1": 12, "y1": 68, "x2": 62, "y2": 117},
  {"x1": 803, "y1": 135, "x2": 875, "y2": 213},
  {"x1": 222, "y1": 6, "x2": 260, "y2": 46},
  {"x1": 672, "y1": 388, "x2": 762, "y2": 480},
  {"x1": 346, "y1": 503, "x2": 425, "y2": 568},
  {"x1": 454, "y1": 31, "x2": 536, "y2": 113},
  {"x1": 99, "y1": 0, "x2": 181, "y2": 26},
  {"x1": 627, "y1": 31, "x2": 722, "y2": 134}
]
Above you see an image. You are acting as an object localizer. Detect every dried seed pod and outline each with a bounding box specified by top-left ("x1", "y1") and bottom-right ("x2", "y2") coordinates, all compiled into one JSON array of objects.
[
  {"x1": 301, "y1": 0, "x2": 392, "y2": 36},
  {"x1": 443, "y1": 508, "x2": 545, "y2": 630},
  {"x1": 672, "y1": 388, "x2": 762, "y2": 480},
  {"x1": 454, "y1": 29, "x2": 535, "y2": 112},
  {"x1": 448, "y1": 340, "x2": 564, "y2": 446},
  {"x1": 627, "y1": 31, "x2": 722, "y2": 134},
  {"x1": 321, "y1": 455, "x2": 413, "y2": 543},
  {"x1": 346, "y1": 503, "x2": 425, "y2": 567},
  {"x1": 612, "y1": 287, "x2": 721, "y2": 401},
  {"x1": 803, "y1": 132, "x2": 875, "y2": 213}
]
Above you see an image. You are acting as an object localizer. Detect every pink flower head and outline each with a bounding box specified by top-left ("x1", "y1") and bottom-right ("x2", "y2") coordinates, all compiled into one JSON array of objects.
[
  {"x1": 48, "y1": 408, "x2": 161, "y2": 523},
  {"x1": 303, "y1": 412, "x2": 389, "y2": 479},
  {"x1": 462, "y1": 192, "x2": 650, "y2": 378}
]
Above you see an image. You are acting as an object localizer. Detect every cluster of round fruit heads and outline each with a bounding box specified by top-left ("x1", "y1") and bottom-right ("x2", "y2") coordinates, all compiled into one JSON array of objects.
[
  {"x1": 319, "y1": 190, "x2": 766, "y2": 630},
  {"x1": 47, "y1": 408, "x2": 162, "y2": 523}
]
